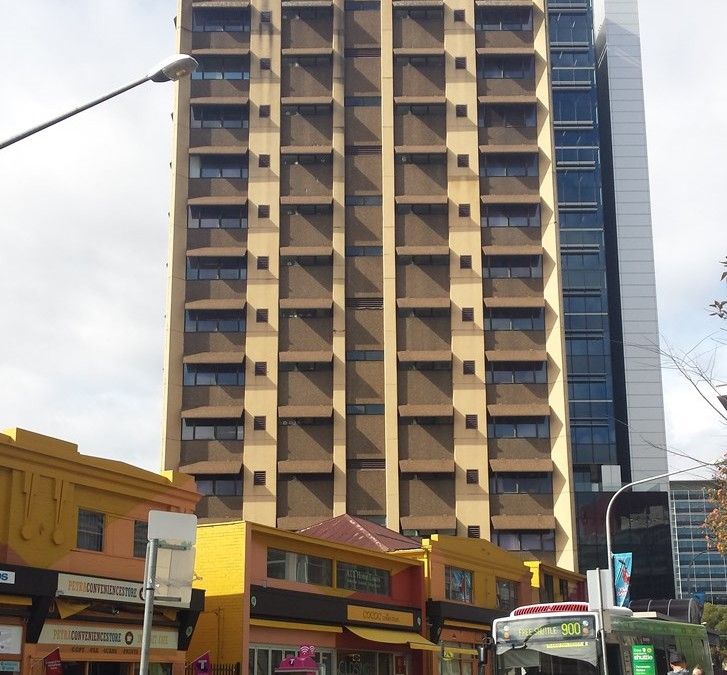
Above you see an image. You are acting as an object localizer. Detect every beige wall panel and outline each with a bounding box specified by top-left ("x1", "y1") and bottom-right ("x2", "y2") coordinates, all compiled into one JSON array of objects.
[
  {"x1": 345, "y1": 10, "x2": 380, "y2": 47},
  {"x1": 188, "y1": 178, "x2": 248, "y2": 200},
  {"x1": 345, "y1": 57, "x2": 381, "y2": 96},
  {"x1": 484, "y1": 277, "x2": 544, "y2": 298},
  {"x1": 394, "y1": 110, "x2": 446, "y2": 146},
  {"x1": 280, "y1": 316, "x2": 333, "y2": 351},
  {"x1": 280, "y1": 210, "x2": 332, "y2": 248},
  {"x1": 475, "y1": 29, "x2": 533, "y2": 50},
  {"x1": 395, "y1": 163, "x2": 448, "y2": 196},
  {"x1": 394, "y1": 61, "x2": 445, "y2": 97},
  {"x1": 347, "y1": 468, "x2": 386, "y2": 515},
  {"x1": 196, "y1": 495, "x2": 244, "y2": 520},
  {"x1": 278, "y1": 370, "x2": 333, "y2": 406},
  {"x1": 282, "y1": 13, "x2": 333, "y2": 49},
  {"x1": 346, "y1": 416, "x2": 385, "y2": 459},
  {"x1": 186, "y1": 228, "x2": 248, "y2": 249},
  {"x1": 398, "y1": 422, "x2": 453, "y2": 460},
  {"x1": 346, "y1": 361, "x2": 385, "y2": 403},
  {"x1": 345, "y1": 205, "x2": 383, "y2": 245},
  {"x1": 185, "y1": 279, "x2": 247, "y2": 303},
  {"x1": 396, "y1": 316, "x2": 451, "y2": 351},
  {"x1": 345, "y1": 108, "x2": 382, "y2": 144},
  {"x1": 346, "y1": 258, "x2": 383, "y2": 297},
  {"x1": 490, "y1": 493, "x2": 553, "y2": 517},
  {"x1": 488, "y1": 437, "x2": 552, "y2": 461},
  {"x1": 190, "y1": 126, "x2": 248, "y2": 147},
  {"x1": 400, "y1": 475, "x2": 455, "y2": 521},
  {"x1": 190, "y1": 79, "x2": 250, "y2": 98},
  {"x1": 393, "y1": 13, "x2": 444, "y2": 48},
  {"x1": 397, "y1": 369, "x2": 452, "y2": 405},
  {"x1": 184, "y1": 332, "x2": 246, "y2": 354},
  {"x1": 395, "y1": 210, "x2": 448, "y2": 247},
  {"x1": 282, "y1": 61, "x2": 333, "y2": 98},
  {"x1": 180, "y1": 439, "x2": 242, "y2": 465},
  {"x1": 182, "y1": 386, "x2": 246, "y2": 409},
  {"x1": 281, "y1": 163, "x2": 333, "y2": 196},
  {"x1": 278, "y1": 423, "x2": 334, "y2": 461},
  {"x1": 479, "y1": 124, "x2": 537, "y2": 147},
  {"x1": 477, "y1": 78, "x2": 534, "y2": 98},
  {"x1": 482, "y1": 226, "x2": 541, "y2": 247},
  {"x1": 480, "y1": 175, "x2": 539, "y2": 196},
  {"x1": 345, "y1": 154, "x2": 383, "y2": 193},
  {"x1": 396, "y1": 262, "x2": 450, "y2": 298},
  {"x1": 345, "y1": 308, "x2": 384, "y2": 349},
  {"x1": 485, "y1": 329, "x2": 546, "y2": 351},
  {"x1": 282, "y1": 112, "x2": 333, "y2": 147},
  {"x1": 277, "y1": 476, "x2": 334, "y2": 523},
  {"x1": 280, "y1": 264, "x2": 333, "y2": 298},
  {"x1": 485, "y1": 383, "x2": 548, "y2": 405}
]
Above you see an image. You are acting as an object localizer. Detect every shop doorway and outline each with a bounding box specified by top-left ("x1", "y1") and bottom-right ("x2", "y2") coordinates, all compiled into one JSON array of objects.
[{"x1": 336, "y1": 651, "x2": 394, "y2": 675}]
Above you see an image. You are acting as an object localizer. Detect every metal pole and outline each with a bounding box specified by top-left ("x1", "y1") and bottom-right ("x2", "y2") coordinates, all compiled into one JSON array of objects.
[
  {"x1": 0, "y1": 75, "x2": 150, "y2": 150},
  {"x1": 596, "y1": 568, "x2": 609, "y2": 675},
  {"x1": 605, "y1": 463, "x2": 716, "y2": 596},
  {"x1": 139, "y1": 537, "x2": 159, "y2": 675}
]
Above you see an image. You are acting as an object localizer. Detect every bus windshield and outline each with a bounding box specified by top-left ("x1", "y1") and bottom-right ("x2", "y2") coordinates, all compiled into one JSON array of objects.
[{"x1": 495, "y1": 614, "x2": 599, "y2": 675}]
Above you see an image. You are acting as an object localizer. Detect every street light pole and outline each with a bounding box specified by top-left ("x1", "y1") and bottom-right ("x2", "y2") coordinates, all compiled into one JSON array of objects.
[
  {"x1": 605, "y1": 461, "x2": 717, "y2": 596},
  {"x1": 0, "y1": 54, "x2": 198, "y2": 150}
]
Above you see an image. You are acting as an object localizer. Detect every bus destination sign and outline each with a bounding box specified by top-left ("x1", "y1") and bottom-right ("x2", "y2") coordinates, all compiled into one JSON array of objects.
[{"x1": 496, "y1": 615, "x2": 597, "y2": 646}]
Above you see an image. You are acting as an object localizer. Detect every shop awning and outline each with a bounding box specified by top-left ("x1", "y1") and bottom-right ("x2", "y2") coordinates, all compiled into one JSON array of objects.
[{"x1": 346, "y1": 626, "x2": 440, "y2": 652}]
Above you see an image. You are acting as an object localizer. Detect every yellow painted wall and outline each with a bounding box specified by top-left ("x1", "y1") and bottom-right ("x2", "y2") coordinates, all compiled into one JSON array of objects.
[{"x1": 0, "y1": 428, "x2": 199, "y2": 575}]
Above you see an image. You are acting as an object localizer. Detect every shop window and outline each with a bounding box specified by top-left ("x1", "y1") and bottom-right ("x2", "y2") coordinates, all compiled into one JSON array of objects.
[
  {"x1": 445, "y1": 565, "x2": 473, "y2": 603},
  {"x1": 337, "y1": 561, "x2": 390, "y2": 595},
  {"x1": 496, "y1": 578, "x2": 519, "y2": 611},
  {"x1": 267, "y1": 548, "x2": 333, "y2": 587},
  {"x1": 77, "y1": 509, "x2": 104, "y2": 552},
  {"x1": 134, "y1": 521, "x2": 148, "y2": 558}
]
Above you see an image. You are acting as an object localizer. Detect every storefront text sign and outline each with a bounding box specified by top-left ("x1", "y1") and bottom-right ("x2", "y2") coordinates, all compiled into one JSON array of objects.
[
  {"x1": 0, "y1": 627, "x2": 22, "y2": 654},
  {"x1": 346, "y1": 605, "x2": 413, "y2": 627},
  {"x1": 0, "y1": 662, "x2": 20, "y2": 672},
  {"x1": 0, "y1": 572, "x2": 15, "y2": 585},
  {"x1": 38, "y1": 623, "x2": 177, "y2": 649},
  {"x1": 43, "y1": 649, "x2": 63, "y2": 675},
  {"x1": 56, "y1": 573, "x2": 184, "y2": 608},
  {"x1": 631, "y1": 645, "x2": 656, "y2": 675}
]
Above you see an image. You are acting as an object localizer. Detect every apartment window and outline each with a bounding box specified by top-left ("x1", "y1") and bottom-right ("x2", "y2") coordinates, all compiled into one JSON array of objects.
[
  {"x1": 395, "y1": 203, "x2": 447, "y2": 216},
  {"x1": 192, "y1": 155, "x2": 248, "y2": 179},
  {"x1": 190, "y1": 105, "x2": 248, "y2": 129},
  {"x1": 188, "y1": 205, "x2": 247, "y2": 229},
  {"x1": 395, "y1": 55, "x2": 444, "y2": 69},
  {"x1": 487, "y1": 416, "x2": 550, "y2": 439},
  {"x1": 344, "y1": 0, "x2": 380, "y2": 9},
  {"x1": 476, "y1": 7, "x2": 532, "y2": 31},
  {"x1": 267, "y1": 548, "x2": 333, "y2": 586},
  {"x1": 283, "y1": 54, "x2": 332, "y2": 68},
  {"x1": 455, "y1": 57, "x2": 467, "y2": 70},
  {"x1": 337, "y1": 562, "x2": 390, "y2": 595},
  {"x1": 484, "y1": 255, "x2": 542, "y2": 279},
  {"x1": 346, "y1": 195, "x2": 382, "y2": 206},
  {"x1": 185, "y1": 309, "x2": 246, "y2": 333},
  {"x1": 184, "y1": 364, "x2": 245, "y2": 386},
  {"x1": 480, "y1": 104, "x2": 536, "y2": 128},
  {"x1": 283, "y1": 103, "x2": 332, "y2": 116},
  {"x1": 483, "y1": 204, "x2": 540, "y2": 228},
  {"x1": 259, "y1": 154, "x2": 270, "y2": 167},
  {"x1": 253, "y1": 471, "x2": 266, "y2": 486},
  {"x1": 192, "y1": 56, "x2": 250, "y2": 80},
  {"x1": 181, "y1": 418, "x2": 244, "y2": 441},
  {"x1": 192, "y1": 7, "x2": 250, "y2": 32},
  {"x1": 477, "y1": 56, "x2": 533, "y2": 79},
  {"x1": 495, "y1": 530, "x2": 555, "y2": 552},
  {"x1": 465, "y1": 414, "x2": 478, "y2": 430},
  {"x1": 396, "y1": 307, "x2": 450, "y2": 318},
  {"x1": 281, "y1": 307, "x2": 333, "y2": 319},
  {"x1": 557, "y1": 169, "x2": 598, "y2": 205},
  {"x1": 496, "y1": 579, "x2": 519, "y2": 611},
  {"x1": 549, "y1": 13, "x2": 591, "y2": 45},
  {"x1": 399, "y1": 361, "x2": 451, "y2": 372},
  {"x1": 282, "y1": 255, "x2": 331, "y2": 267},
  {"x1": 455, "y1": 104, "x2": 467, "y2": 118},
  {"x1": 458, "y1": 203, "x2": 470, "y2": 217},
  {"x1": 462, "y1": 308, "x2": 474, "y2": 322},
  {"x1": 460, "y1": 255, "x2": 472, "y2": 269},
  {"x1": 195, "y1": 475, "x2": 242, "y2": 496},
  {"x1": 255, "y1": 362, "x2": 268, "y2": 376},
  {"x1": 394, "y1": 104, "x2": 445, "y2": 117},
  {"x1": 133, "y1": 521, "x2": 148, "y2": 558},
  {"x1": 186, "y1": 256, "x2": 246, "y2": 280},
  {"x1": 346, "y1": 351, "x2": 384, "y2": 361},
  {"x1": 490, "y1": 473, "x2": 552, "y2": 494},
  {"x1": 481, "y1": 154, "x2": 538, "y2": 177},
  {"x1": 486, "y1": 361, "x2": 547, "y2": 384},
  {"x1": 346, "y1": 404, "x2": 385, "y2": 415},
  {"x1": 485, "y1": 308, "x2": 544, "y2": 331},
  {"x1": 463, "y1": 360, "x2": 475, "y2": 375},
  {"x1": 279, "y1": 361, "x2": 332, "y2": 372},
  {"x1": 395, "y1": 152, "x2": 446, "y2": 165},
  {"x1": 398, "y1": 254, "x2": 448, "y2": 266},
  {"x1": 344, "y1": 96, "x2": 382, "y2": 107},
  {"x1": 281, "y1": 153, "x2": 332, "y2": 166},
  {"x1": 256, "y1": 309, "x2": 268, "y2": 323},
  {"x1": 445, "y1": 566, "x2": 473, "y2": 603},
  {"x1": 258, "y1": 204, "x2": 270, "y2": 218},
  {"x1": 345, "y1": 246, "x2": 383, "y2": 256},
  {"x1": 282, "y1": 203, "x2": 333, "y2": 216},
  {"x1": 393, "y1": 7, "x2": 443, "y2": 19},
  {"x1": 282, "y1": 7, "x2": 332, "y2": 20},
  {"x1": 77, "y1": 509, "x2": 104, "y2": 552},
  {"x1": 257, "y1": 256, "x2": 269, "y2": 270}
]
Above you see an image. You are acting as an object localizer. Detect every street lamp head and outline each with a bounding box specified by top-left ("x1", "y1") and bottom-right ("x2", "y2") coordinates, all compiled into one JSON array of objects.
[{"x1": 147, "y1": 54, "x2": 198, "y2": 83}]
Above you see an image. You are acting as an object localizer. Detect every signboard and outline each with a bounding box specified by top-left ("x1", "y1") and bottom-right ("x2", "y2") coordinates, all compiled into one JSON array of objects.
[
  {"x1": 632, "y1": 645, "x2": 657, "y2": 675},
  {"x1": 0, "y1": 572, "x2": 15, "y2": 585},
  {"x1": 56, "y1": 573, "x2": 185, "y2": 608},
  {"x1": 0, "y1": 662, "x2": 20, "y2": 672},
  {"x1": 346, "y1": 606, "x2": 413, "y2": 628},
  {"x1": 38, "y1": 623, "x2": 177, "y2": 649},
  {"x1": 43, "y1": 649, "x2": 63, "y2": 675},
  {"x1": 0, "y1": 627, "x2": 22, "y2": 654}
]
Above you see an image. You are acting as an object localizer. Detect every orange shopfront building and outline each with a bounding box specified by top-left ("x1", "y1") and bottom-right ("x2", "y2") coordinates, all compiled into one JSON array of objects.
[{"x1": 189, "y1": 521, "x2": 438, "y2": 675}]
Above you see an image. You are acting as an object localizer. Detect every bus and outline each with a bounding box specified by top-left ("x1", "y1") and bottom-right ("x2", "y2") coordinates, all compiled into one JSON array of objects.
[{"x1": 492, "y1": 602, "x2": 714, "y2": 675}]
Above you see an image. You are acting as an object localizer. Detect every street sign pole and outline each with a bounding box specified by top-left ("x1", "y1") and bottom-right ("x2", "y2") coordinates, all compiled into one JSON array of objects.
[{"x1": 139, "y1": 538, "x2": 159, "y2": 675}]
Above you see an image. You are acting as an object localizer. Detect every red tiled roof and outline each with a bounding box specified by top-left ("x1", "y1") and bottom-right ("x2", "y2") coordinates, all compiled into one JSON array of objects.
[{"x1": 298, "y1": 514, "x2": 421, "y2": 553}]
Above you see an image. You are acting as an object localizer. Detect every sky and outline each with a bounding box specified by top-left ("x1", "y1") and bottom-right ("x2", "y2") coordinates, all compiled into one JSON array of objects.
[{"x1": 0, "y1": 1, "x2": 725, "y2": 481}]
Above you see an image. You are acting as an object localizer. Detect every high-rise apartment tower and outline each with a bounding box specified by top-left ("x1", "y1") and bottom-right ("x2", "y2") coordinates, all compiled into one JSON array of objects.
[{"x1": 162, "y1": 0, "x2": 584, "y2": 570}]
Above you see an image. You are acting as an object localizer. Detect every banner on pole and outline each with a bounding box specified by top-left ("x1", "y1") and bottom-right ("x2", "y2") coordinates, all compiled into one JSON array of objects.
[
  {"x1": 613, "y1": 552, "x2": 633, "y2": 607},
  {"x1": 43, "y1": 649, "x2": 63, "y2": 675},
  {"x1": 192, "y1": 652, "x2": 211, "y2": 674}
]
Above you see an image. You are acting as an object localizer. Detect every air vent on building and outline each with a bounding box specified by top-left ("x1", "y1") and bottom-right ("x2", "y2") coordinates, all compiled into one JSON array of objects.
[
  {"x1": 259, "y1": 105, "x2": 271, "y2": 118},
  {"x1": 454, "y1": 9, "x2": 465, "y2": 22},
  {"x1": 258, "y1": 204, "x2": 270, "y2": 218},
  {"x1": 455, "y1": 57, "x2": 466, "y2": 70},
  {"x1": 257, "y1": 256, "x2": 269, "y2": 270},
  {"x1": 458, "y1": 203, "x2": 470, "y2": 217},
  {"x1": 457, "y1": 154, "x2": 469, "y2": 168},
  {"x1": 259, "y1": 154, "x2": 270, "y2": 168},
  {"x1": 256, "y1": 309, "x2": 269, "y2": 323},
  {"x1": 260, "y1": 10, "x2": 272, "y2": 24},
  {"x1": 462, "y1": 360, "x2": 475, "y2": 375},
  {"x1": 347, "y1": 298, "x2": 383, "y2": 309},
  {"x1": 467, "y1": 526, "x2": 480, "y2": 539},
  {"x1": 456, "y1": 104, "x2": 467, "y2": 118},
  {"x1": 462, "y1": 307, "x2": 474, "y2": 322},
  {"x1": 465, "y1": 414, "x2": 478, "y2": 429},
  {"x1": 350, "y1": 459, "x2": 386, "y2": 470},
  {"x1": 466, "y1": 469, "x2": 479, "y2": 484},
  {"x1": 253, "y1": 471, "x2": 266, "y2": 486},
  {"x1": 460, "y1": 255, "x2": 472, "y2": 269},
  {"x1": 346, "y1": 145, "x2": 382, "y2": 155},
  {"x1": 344, "y1": 48, "x2": 381, "y2": 58},
  {"x1": 253, "y1": 416, "x2": 266, "y2": 431},
  {"x1": 260, "y1": 58, "x2": 271, "y2": 71},
  {"x1": 255, "y1": 362, "x2": 268, "y2": 376}
]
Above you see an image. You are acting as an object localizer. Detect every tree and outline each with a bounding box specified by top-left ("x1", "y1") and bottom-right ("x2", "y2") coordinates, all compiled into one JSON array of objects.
[
  {"x1": 708, "y1": 256, "x2": 727, "y2": 319},
  {"x1": 702, "y1": 603, "x2": 727, "y2": 665},
  {"x1": 705, "y1": 462, "x2": 727, "y2": 554}
]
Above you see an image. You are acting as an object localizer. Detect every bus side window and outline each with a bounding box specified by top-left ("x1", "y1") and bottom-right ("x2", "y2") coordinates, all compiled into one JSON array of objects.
[{"x1": 607, "y1": 644, "x2": 624, "y2": 675}]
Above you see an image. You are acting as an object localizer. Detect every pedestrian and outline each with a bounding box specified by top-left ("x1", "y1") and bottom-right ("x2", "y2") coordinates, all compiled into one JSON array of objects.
[
  {"x1": 668, "y1": 652, "x2": 690, "y2": 675},
  {"x1": 692, "y1": 667, "x2": 704, "y2": 675}
]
